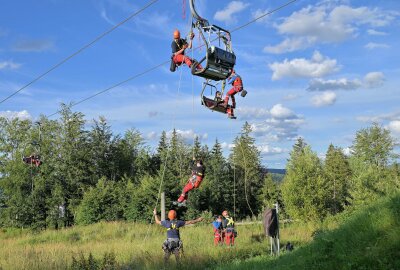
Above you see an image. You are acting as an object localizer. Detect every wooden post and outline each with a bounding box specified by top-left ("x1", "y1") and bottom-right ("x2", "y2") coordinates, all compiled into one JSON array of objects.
[{"x1": 161, "y1": 192, "x2": 166, "y2": 221}]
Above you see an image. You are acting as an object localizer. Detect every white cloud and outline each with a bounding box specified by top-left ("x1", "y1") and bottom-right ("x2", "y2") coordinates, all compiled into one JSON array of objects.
[
  {"x1": 258, "y1": 145, "x2": 286, "y2": 155},
  {"x1": 342, "y1": 147, "x2": 353, "y2": 156},
  {"x1": 0, "y1": 60, "x2": 21, "y2": 70},
  {"x1": 221, "y1": 142, "x2": 235, "y2": 149},
  {"x1": 356, "y1": 111, "x2": 400, "y2": 123},
  {"x1": 214, "y1": 1, "x2": 249, "y2": 24},
  {"x1": 387, "y1": 120, "x2": 400, "y2": 137},
  {"x1": 270, "y1": 104, "x2": 294, "y2": 119},
  {"x1": 306, "y1": 71, "x2": 385, "y2": 91},
  {"x1": 364, "y1": 72, "x2": 385, "y2": 88},
  {"x1": 367, "y1": 29, "x2": 388, "y2": 36},
  {"x1": 0, "y1": 110, "x2": 31, "y2": 120},
  {"x1": 249, "y1": 104, "x2": 305, "y2": 141},
  {"x1": 311, "y1": 91, "x2": 337, "y2": 107},
  {"x1": 364, "y1": 42, "x2": 390, "y2": 50},
  {"x1": 12, "y1": 39, "x2": 54, "y2": 52},
  {"x1": 307, "y1": 78, "x2": 362, "y2": 91},
  {"x1": 167, "y1": 129, "x2": 208, "y2": 143},
  {"x1": 265, "y1": 4, "x2": 397, "y2": 53},
  {"x1": 252, "y1": 8, "x2": 270, "y2": 23},
  {"x1": 269, "y1": 51, "x2": 339, "y2": 80},
  {"x1": 235, "y1": 107, "x2": 270, "y2": 119}
]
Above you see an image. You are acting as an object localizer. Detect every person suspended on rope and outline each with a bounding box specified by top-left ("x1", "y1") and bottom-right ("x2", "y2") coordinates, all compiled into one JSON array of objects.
[
  {"x1": 222, "y1": 210, "x2": 237, "y2": 246},
  {"x1": 212, "y1": 215, "x2": 224, "y2": 246},
  {"x1": 223, "y1": 69, "x2": 247, "y2": 119},
  {"x1": 153, "y1": 208, "x2": 203, "y2": 264},
  {"x1": 174, "y1": 158, "x2": 205, "y2": 206},
  {"x1": 22, "y1": 154, "x2": 42, "y2": 167},
  {"x1": 170, "y1": 29, "x2": 202, "y2": 72}
]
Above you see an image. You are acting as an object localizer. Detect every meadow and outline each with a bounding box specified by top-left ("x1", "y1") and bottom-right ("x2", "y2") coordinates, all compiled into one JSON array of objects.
[{"x1": 0, "y1": 218, "x2": 313, "y2": 270}]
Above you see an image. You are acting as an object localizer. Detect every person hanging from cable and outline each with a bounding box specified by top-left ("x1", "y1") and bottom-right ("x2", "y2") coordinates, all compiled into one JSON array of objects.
[
  {"x1": 222, "y1": 210, "x2": 237, "y2": 246},
  {"x1": 153, "y1": 208, "x2": 203, "y2": 265},
  {"x1": 222, "y1": 69, "x2": 247, "y2": 119},
  {"x1": 174, "y1": 158, "x2": 205, "y2": 206},
  {"x1": 212, "y1": 215, "x2": 224, "y2": 246},
  {"x1": 170, "y1": 29, "x2": 202, "y2": 72},
  {"x1": 22, "y1": 154, "x2": 42, "y2": 167}
]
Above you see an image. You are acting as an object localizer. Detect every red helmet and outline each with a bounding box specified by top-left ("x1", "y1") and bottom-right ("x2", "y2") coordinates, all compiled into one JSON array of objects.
[
  {"x1": 173, "y1": 29, "x2": 180, "y2": 39},
  {"x1": 168, "y1": 210, "x2": 177, "y2": 220},
  {"x1": 222, "y1": 210, "x2": 228, "y2": 217}
]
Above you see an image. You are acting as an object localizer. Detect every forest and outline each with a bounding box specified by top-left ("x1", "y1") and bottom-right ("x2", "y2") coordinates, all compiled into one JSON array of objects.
[{"x1": 0, "y1": 104, "x2": 399, "y2": 230}]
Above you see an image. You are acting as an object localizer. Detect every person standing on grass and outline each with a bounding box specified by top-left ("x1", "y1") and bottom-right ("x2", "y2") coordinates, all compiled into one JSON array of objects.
[
  {"x1": 212, "y1": 215, "x2": 224, "y2": 246},
  {"x1": 153, "y1": 208, "x2": 203, "y2": 264},
  {"x1": 222, "y1": 210, "x2": 236, "y2": 246}
]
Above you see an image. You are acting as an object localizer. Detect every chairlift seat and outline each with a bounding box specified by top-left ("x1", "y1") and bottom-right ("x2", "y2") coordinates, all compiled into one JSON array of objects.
[{"x1": 192, "y1": 46, "x2": 236, "y2": 81}]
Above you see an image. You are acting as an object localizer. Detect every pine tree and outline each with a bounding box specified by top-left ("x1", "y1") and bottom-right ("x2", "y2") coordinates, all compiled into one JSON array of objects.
[
  {"x1": 282, "y1": 142, "x2": 330, "y2": 222},
  {"x1": 230, "y1": 122, "x2": 263, "y2": 218},
  {"x1": 324, "y1": 144, "x2": 352, "y2": 214}
]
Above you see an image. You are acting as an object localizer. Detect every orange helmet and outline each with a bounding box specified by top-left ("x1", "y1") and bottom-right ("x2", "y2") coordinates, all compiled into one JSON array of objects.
[
  {"x1": 222, "y1": 210, "x2": 228, "y2": 217},
  {"x1": 168, "y1": 210, "x2": 177, "y2": 220},
  {"x1": 173, "y1": 29, "x2": 180, "y2": 39}
]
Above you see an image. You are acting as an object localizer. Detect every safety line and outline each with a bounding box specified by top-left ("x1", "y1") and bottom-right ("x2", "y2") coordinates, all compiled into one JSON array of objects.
[
  {"x1": 44, "y1": 0, "x2": 298, "y2": 118},
  {"x1": 0, "y1": 0, "x2": 160, "y2": 106}
]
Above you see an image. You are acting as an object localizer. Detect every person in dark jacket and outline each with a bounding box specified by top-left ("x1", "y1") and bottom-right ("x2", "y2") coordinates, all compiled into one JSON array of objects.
[
  {"x1": 170, "y1": 29, "x2": 202, "y2": 72},
  {"x1": 222, "y1": 210, "x2": 236, "y2": 246},
  {"x1": 175, "y1": 159, "x2": 205, "y2": 205},
  {"x1": 153, "y1": 208, "x2": 203, "y2": 264}
]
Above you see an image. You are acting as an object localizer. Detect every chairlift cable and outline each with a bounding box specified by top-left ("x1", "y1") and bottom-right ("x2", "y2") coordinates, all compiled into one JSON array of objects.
[
  {"x1": 0, "y1": 0, "x2": 160, "y2": 106},
  {"x1": 44, "y1": 0, "x2": 297, "y2": 118}
]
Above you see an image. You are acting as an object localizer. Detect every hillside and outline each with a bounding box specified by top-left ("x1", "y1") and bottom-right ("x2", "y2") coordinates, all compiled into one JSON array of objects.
[{"x1": 219, "y1": 193, "x2": 400, "y2": 270}]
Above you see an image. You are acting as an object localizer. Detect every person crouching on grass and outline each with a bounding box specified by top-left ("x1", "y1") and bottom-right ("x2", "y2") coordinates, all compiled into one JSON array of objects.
[{"x1": 153, "y1": 208, "x2": 203, "y2": 265}]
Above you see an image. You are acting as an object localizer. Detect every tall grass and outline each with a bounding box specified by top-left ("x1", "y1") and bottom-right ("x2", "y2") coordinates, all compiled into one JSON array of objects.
[
  {"x1": 0, "y1": 219, "x2": 313, "y2": 269},
  {"x1": 218, "y1": 193, "x2": 400, "y2": 270}
]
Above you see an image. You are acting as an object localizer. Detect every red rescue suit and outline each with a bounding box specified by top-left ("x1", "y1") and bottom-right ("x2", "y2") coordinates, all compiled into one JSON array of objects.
[
  {"x1": 177, "y1": 162, "x2": 205, "y2": 203},
  {"x1": 224, "y1": 74, "x2": 243, "y2": 109},
  {"x1": 171, "y1": 38, "x2": 202, "y2": 70}
]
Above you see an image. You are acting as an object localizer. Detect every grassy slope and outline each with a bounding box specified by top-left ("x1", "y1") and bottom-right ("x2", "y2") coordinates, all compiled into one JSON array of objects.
[
  {"x1": 219, "y1": 193, "x2": 400, "y2": 270},
  {"x1": 0, "y1": 219, "x2": 312, "y2": 270}
]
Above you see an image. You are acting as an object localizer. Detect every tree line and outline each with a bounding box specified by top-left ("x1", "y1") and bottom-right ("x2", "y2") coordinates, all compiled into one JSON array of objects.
[{"x1": 0, "y1": 105, "x2": 399, "y2": 229}]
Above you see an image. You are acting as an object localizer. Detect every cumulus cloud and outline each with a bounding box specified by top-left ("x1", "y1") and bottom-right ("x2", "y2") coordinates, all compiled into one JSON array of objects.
[
  {"x1": 214, "y1": 1, "x2": 249, "y2": 24},
  {"x1": 387, "y1": 120, "x2": 400, "y2": 137},
  {"x1": 311, "y1": 91, "x2": 337, "y2": 107},
  {"x1": 249, "y1": 104, "x2": 305, "y2": 141},
  {"x1": 12, "y1": 39, "x2": 54, "y2": 52},
  {"x1": 365, "y1": 42, "x2": 390, "y2": 50},
  {"x1": 307, "y1": 78, "x2": 362, "y2": 91},
  {"x1": 306, "y1": 71, "x2": 385, "y2": 91},
  {"x1": 0, "y1": 110, "x2": 31, "y2": 120},
  {"x1": 252, "y1": 8, "x2": 270, "y2": 23},
  {"x1": 283, "y1": 93, "x2": 301, "y2": 101},
  {"x1": 258, "y1": 145, "x2": 286, "y2": 155},
  {"x1": 0, "y1": 60, "x2": 21, "y2": 70},
  {"x1": 342, "y1": 147, "x2": 353, "y2": 156},
  {"x1": 145, "y1": 129, "x2": 208, "y2": 143},
  {"x1": 235, "y1": 107, "x2": 270, "y2": 119},
  {"x1": 265, "y1": 4, "x2": 397, "y2": 53},
  {"x1": 269, "y1": 51, "x2": 339, "y2": 80},
  {"x1": 221, "y1": 142, "x2": 235, "y2": 149},
  {"x1": 364, "y1": 72, "x2": 385, "y2": 88}
]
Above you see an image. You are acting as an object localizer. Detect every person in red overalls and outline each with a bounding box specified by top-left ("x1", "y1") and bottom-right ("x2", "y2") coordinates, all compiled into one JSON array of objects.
[
  {"x1": 212, "y1": 215, "x2": 224, "y2": 246},
  {"x1": 175, "y1": 159, "x2": 205, "y2": 206},
  {"x1": 223, "y1": 70, "x2": 246, "y2": 119},
  {"x1": 170, "y1": 29, "x2": 202, "y2": 71}
]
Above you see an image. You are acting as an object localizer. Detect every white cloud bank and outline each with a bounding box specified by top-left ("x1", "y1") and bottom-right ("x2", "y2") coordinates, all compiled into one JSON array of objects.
[
  {"x1": 0, "y1": 60, "x2": 21, "y2": 70},
  {"x1": 306, "y1": 72, "x2": 385, "y2": 91},
  {"x1": 269, "y1": 51, "x2": 339, "y2": 80},
  {"x1": 0, "y1": 110, "x2": 31, "y2": 120},
  {"x1": 264, "y1": 4, "x2": 397, "y2": 54}
]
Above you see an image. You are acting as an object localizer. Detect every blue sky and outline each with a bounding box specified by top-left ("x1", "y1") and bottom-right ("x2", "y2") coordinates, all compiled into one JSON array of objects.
[{"x1": 1, "y1": 0, "x2": 399, "y2": 168}]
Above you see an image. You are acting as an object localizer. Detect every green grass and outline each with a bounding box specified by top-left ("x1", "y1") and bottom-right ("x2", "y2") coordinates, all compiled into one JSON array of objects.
[
  {"x1": 2, "y1": 194, "x2": 398, "y2": 269},
  {"x1": 0, "y1": 219, "x2": 312, "y2": 269},
  {"x1": 218, "y1": 193, "x2": 400, "y2": 270}
]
